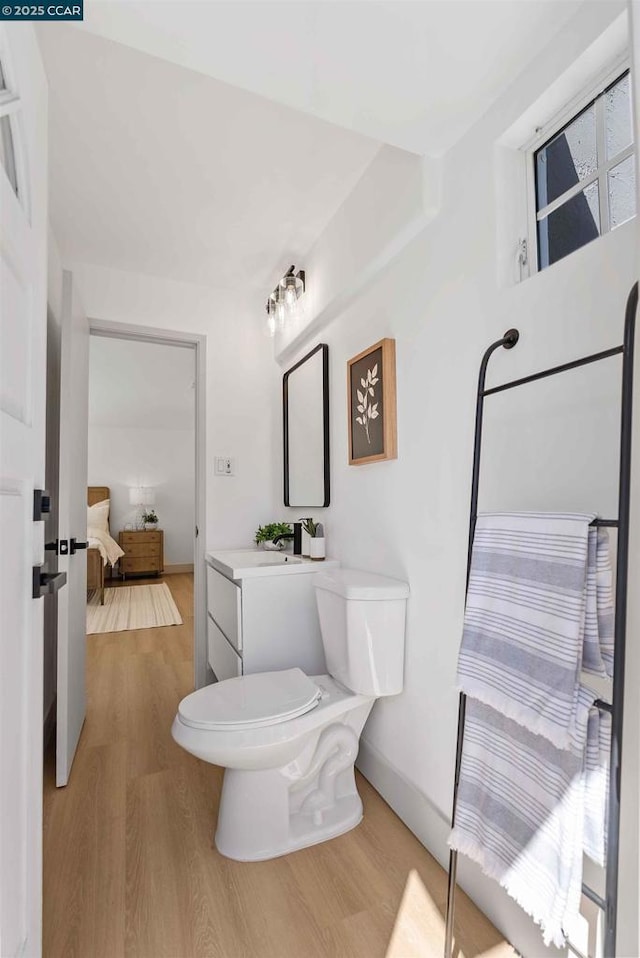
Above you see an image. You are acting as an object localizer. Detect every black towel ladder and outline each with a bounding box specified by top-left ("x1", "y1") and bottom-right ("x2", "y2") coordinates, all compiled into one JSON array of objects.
[{"x1": 444, "y1": 281, "x2": 639, "y2": 958}]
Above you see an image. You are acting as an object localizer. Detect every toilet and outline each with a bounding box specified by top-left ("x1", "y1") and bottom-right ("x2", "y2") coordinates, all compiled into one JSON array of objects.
[{"x1": 171, "y1": 568, "x2": 409, "y2": 861}]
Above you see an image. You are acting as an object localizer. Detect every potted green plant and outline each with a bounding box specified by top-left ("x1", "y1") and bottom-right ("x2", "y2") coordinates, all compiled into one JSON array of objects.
[
  {"x1": 254, "y1": 521, "x2": 292, "y2": 551},
  {"x1": 302, "y1": 518, "x2": 325, "y2": 561},
  {"x1": 142, "y1": 509, "x2": 158, "y2": 531}
]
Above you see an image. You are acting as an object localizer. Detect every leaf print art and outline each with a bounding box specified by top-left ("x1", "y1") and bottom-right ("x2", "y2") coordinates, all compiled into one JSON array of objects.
[{"x1": 354, "y1": 363, "x2": 380, "y2": 444}]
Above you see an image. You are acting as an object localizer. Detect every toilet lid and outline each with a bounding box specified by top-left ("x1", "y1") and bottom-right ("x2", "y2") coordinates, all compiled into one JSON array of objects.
[{"x1": 178, "y1": 668, "x2": 322, "y2": 731}]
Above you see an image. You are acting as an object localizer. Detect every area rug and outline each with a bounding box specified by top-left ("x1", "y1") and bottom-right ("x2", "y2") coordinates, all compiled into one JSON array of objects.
[{"x1": 87, "y1": 583, "x2": 183, "y2": 634}]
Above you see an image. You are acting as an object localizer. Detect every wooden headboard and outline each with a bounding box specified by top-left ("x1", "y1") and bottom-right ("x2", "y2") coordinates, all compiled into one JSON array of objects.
[{"x1": 88, "y1": 486, "x2": 110, "y2": 506}]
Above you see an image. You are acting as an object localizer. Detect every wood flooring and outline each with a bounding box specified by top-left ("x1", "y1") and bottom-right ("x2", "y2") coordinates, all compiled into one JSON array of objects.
[{"x1": 43, "y1": 573, "x2": 515, "y2": 958}]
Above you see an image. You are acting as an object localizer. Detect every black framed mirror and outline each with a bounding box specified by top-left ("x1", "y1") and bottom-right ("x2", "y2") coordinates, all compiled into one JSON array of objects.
[{"x1": 283, "y1": 343, "x2": 330, "y2": 507}]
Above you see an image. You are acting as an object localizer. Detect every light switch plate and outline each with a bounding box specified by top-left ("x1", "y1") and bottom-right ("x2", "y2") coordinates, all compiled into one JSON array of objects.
[{"x1": 215, "y1": 457, "x2": 235, "y2": 476}]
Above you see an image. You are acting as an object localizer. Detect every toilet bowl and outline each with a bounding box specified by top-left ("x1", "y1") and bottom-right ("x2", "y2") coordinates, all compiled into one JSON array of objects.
[{"x1": 172, "y1": 568, "x2": 409, "y2": 861}]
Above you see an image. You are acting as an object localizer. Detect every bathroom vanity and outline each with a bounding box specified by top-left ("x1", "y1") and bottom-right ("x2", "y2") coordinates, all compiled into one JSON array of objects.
[{"x1": 205, "y1": 550, "x2": 340, "y2": 681}]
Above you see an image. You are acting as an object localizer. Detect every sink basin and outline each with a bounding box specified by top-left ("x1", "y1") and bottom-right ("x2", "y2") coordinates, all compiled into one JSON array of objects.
[
  {"x1": 221, "y1": 550, "x2": 303, "y2": 568},
  {"x1": 206, "y1": 549, "x2": 338, "y2": 580}
]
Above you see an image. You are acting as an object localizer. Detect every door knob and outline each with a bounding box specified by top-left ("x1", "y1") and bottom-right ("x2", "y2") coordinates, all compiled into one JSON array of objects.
[
  {"x1": 43, "y1": 538, "x2": 88, "y2": 555},
  {"x1": 32, "y1": 568, "x2": 67, "y2": 598},
  {"x1": 45, "y1": 539, "x2": 68, "y2": 555}
]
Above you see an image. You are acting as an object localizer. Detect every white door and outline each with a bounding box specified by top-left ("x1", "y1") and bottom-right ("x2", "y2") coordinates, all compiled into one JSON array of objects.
[
  {"x1": 56, "y1": 270, "x2": 89, "y2": 786},
  {"x1": 0, "y1": 24, "x2": 49, "y2": 958}
]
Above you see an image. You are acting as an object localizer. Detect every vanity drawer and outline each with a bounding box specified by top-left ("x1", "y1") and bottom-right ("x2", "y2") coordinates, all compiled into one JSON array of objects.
[
  {"x1": 207, "y1": 565, "x2": 242, "y2": 650},
  {"x1": 208, "y1": 614, "x2": 242, "y2": 682}
]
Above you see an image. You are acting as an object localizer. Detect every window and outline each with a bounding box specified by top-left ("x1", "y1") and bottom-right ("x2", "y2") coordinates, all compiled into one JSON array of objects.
[
  {"x1": 0, "y1": 53, "x2": 20, "y2": 198},
  {"x1": 532, "y1": 70, "x2": 635, "y2": 271}
]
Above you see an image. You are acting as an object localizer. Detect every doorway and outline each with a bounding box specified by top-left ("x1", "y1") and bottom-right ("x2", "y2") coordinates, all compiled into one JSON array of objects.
[{"x1": 88, "y1": 320, "x2": 207, "y2": 692}]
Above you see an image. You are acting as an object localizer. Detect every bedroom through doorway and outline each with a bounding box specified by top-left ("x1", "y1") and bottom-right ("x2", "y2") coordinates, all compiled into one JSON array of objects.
[{"x1": 86, "y1": 334, "x2": 197, "y2": 641}]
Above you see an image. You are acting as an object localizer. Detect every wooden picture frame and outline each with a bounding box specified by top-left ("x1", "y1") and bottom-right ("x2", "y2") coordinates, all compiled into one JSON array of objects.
[{"x1": 347, "y1": 337, "x2": 397, "y2": 465}]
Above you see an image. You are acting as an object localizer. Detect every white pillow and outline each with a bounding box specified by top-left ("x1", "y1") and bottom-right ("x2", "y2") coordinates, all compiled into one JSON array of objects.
[{"x1": 87, "y1": 499, "x2": 110, "y2": 532}]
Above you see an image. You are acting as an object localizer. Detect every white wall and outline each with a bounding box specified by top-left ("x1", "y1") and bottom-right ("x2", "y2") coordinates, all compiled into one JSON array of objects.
[
  {"x1": 276, "y1": 3, "x2": 637, "y2": 954},
  {"x1": 88, "y1": 425, "x2": 194, "y2": 565},
  {"x1": 73, "y1": 263, "x2": 277, "y2": 551}
]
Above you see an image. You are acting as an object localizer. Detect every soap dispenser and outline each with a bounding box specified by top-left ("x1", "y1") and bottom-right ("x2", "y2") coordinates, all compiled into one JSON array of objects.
[
  {"x1": 300, "y1": 518, "x2": 312, "y2": 557},
  {"x1": 292, "y1": 522, "x2": 302, "y2": 556}
]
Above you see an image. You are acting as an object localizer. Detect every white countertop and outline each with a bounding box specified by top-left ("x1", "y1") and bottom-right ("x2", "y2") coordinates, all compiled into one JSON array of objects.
[{"x1": 206, "y1": 549, "x2": 339, "y2": 581}]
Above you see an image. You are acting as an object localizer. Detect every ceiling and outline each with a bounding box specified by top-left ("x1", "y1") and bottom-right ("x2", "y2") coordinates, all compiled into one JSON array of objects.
[
  {"x1": 39, "y1": 1, "x2": 586, "y2": 293},
  {"x1": 77, "y1": 0, "x2": 584, "y2": 155},
  {"x1": 38, "y1": 25, "x2": 379, "y2": 291},
  {"x1": 89, "y1": 336, "x2": 195, "y2": 429}
]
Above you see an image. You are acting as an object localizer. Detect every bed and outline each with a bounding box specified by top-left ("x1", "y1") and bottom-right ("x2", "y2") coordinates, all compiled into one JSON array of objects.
[{"x1": 87, "y1": 486, "x2": 125, "y2": 605}]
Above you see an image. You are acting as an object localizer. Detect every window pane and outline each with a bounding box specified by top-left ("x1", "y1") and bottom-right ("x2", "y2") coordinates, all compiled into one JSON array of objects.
[
  {"x1": 608, "y1": 154, "x2": 636, "y2": 229},
  {"x1": 536, "y1": 105, "x2": 597, "y2": 210},
  {"x1": 0, "y1": 59, "x2": 6, "y2": 91},
  {"x1": 0, "y1": 115, "x2": 19, "y2": 196},
  {"x1": 537, "y1": 182, "x2": 600, "y2": 269},
  {"x1": 606, "y1": 73, "x2": 633, "y2": 160}
]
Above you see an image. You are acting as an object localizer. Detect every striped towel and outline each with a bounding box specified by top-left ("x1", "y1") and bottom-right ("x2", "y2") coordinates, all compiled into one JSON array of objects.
[
  {"x1": 457, "y1": 512, "x2": 613, "y2": 751},
  {"x1": 450, "y1": 698, "x2": 609, "y2": 948},
  {"x1": 584, "y1": 707, "x2": 611, "y2": 866},
  {"x1": 583, "y1": 527, "x2": 615, "y2": 678},
  {"x1": 450, "y1": 513, "x2": 613, "y2": 947}
]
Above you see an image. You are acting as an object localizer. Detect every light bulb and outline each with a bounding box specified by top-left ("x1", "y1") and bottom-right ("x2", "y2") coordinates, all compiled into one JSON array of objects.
[
  {"x1": 265, "y1": 300, "x2": 277, "y2": 337},
  {"x1": 284, "y1": 278, "x2": 297, "y2": 309}
]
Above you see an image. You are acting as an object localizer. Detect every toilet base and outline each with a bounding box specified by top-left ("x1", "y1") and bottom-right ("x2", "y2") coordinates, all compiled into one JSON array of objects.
[
  {"x1": 214, "y1": 720, "x2": 366, "y2": 861},
  {"x1": 215, "y1": 791, "x2": 363, "y2": 862}
]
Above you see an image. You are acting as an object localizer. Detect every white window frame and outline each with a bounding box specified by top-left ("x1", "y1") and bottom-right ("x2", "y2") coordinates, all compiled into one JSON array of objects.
[{"x1": 524, "y1": 55, "x2": 634, "y2": 275}]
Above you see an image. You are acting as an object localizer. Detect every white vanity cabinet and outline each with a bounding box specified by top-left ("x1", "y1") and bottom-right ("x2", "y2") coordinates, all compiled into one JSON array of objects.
[{"x1": 205, "y1": 553, "x2": 339, "y2": 682}]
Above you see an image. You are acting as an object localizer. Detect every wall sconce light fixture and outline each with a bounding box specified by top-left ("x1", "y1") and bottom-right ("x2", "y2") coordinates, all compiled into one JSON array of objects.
[{"x1": 265, "y1": 265, "x2": 306, "y2": 338}]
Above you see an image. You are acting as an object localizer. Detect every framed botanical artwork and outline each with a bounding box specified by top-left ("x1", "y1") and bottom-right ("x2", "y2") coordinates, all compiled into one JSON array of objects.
[{"x1": 347, "y1": 337, "x2": 397, "y2": 465}]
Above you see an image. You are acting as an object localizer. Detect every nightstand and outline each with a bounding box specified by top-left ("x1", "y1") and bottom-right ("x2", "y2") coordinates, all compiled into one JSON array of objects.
[{"x1": 118, "y1": 529, "x2": 164, "y2": 579}]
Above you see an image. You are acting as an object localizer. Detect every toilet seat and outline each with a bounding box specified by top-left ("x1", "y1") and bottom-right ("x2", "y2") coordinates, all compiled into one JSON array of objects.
[{"x1": 178, "y1": 668, "x2": 322, "y2": 731}]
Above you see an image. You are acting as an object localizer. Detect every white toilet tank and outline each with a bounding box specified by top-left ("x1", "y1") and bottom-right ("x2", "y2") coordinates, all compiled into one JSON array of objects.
[{"x1": 314, "y1": 569, "x2": 409, "y2": 696}]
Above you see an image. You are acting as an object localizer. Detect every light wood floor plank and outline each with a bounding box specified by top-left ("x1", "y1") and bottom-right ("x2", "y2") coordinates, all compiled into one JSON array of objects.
[{"x1": 43, "y1": 573, "x2": 515, "y2": 958}]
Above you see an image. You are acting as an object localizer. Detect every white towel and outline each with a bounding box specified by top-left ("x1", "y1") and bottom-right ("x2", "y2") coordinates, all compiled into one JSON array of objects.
[
  {"x1": 450, "y1": 513, "x2": 614, "y2": 947},
  {"x1": 583, "y1": 528, "x2": 615, "y2": 678},
  {"x1": 450, "y1": 699, "x2": 590, "y2": 948},
  {"x1": 584, "y1": 707, "x2": 611, "y2": 866},
  {"x1": 457, "y1": 513, "x2": 611, "y2": 751}
]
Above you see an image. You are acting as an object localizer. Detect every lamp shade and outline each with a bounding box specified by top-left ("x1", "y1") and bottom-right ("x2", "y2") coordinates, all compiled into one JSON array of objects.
[{"x1": 129, "y1": 486, "x2": 155, "y2": 506}]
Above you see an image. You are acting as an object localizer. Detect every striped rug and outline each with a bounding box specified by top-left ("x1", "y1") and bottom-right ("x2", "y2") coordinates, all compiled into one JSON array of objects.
[{"x1": 87, "y1": 583, "x2": 183, "y2": 634}]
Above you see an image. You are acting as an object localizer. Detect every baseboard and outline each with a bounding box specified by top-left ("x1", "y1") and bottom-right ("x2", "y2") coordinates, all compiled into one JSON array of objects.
[
  {"x1": 164, "y1": 563, "x2": 194, "y2": 575},
  {"x1": 356, "y1": 736, "x2": 450, "y2": 866},
  {"x1": 356, "y1": 736, "x2": 562, "y2": 958},
  {"x1": 43, "y1": 695, "x2": 56, "y2": 750}
]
